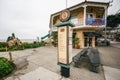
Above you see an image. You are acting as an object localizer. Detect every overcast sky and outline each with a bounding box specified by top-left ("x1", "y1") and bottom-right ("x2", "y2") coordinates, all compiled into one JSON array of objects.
[{"x1": 0, "y1": 0, "x2": 120, "y2": 40}]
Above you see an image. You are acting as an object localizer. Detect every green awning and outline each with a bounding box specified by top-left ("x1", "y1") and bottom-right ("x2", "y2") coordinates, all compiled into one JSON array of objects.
[
  {"x1": 41, "y1": 34, "x2": 50, "y2": 40},
  {"x1": 84, "y1": 32, "x2": 102, "y2": 37}
]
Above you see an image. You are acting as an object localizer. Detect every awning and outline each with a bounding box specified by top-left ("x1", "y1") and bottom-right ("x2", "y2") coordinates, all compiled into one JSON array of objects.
[
  {"x1": 84, "y1": 32, "x2": 102, "y2": 37},
  {"x1": 41, "y1": 34, "x2": 50, "y2": 40}
]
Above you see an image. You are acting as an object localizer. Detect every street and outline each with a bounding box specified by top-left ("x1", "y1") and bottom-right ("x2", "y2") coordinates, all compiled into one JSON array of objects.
[{"x1": 98, "y1": 46, "x2": 120, "y2": 69}]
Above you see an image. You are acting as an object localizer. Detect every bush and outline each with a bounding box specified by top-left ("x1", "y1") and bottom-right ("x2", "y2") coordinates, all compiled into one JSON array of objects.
[
  {"x1": 32, "y1": 42, "x2": 41, "y2": 48},
  {"x1": 0, "y1": 57, "x2": 14, "y2": 78},
  {"x1": 0, "y1": 48, "x2": 6, "y2": 52},
  {"x1": 0, "y1": 42, "x2": 7, "y2": 48},
  {"x1": 0, "y1": 42, "x2": 42, "y2": 52},
  {"x1": 22, "y1": 42, "x2": 41, "y2": 48},
  {"x1": 21, "y1": 42, "x2": 32, "y2": 48}
]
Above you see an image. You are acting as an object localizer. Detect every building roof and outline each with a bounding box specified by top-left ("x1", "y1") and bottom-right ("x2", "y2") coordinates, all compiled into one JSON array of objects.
[
  {"x1": 51, "y1": 1, "x2": 109, "y2": 16},
  {"x1": 49, "y1": 1, "x2": 109, "y2": 28}
]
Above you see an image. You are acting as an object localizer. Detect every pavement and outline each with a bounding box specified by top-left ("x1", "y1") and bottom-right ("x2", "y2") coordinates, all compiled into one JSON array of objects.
[
  {"x1": 14, "y1": 67, "x2": 70, "y2": 80},
  {"x1": 110, "y1": 41, "x2": 120, "y2": 48},
  {"x1": 98, "y1": 46, "x2": 120, "y2": 69},
  {"x1": 0, "y1": 46, "x2": 120, "y2": 80},
  {"x1": 103, "y1": 66, "x2": 120, "y2": 80}
]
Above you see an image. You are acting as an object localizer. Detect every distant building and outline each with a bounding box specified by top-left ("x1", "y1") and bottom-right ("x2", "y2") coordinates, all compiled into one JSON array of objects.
[{"x1": 49, "y1": 1, "x2": 109, "y2": 48}]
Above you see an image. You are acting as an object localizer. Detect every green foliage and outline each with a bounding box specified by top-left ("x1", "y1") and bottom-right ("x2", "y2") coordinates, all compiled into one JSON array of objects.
[
  {"x1": 0, "y1": 42, "x2": 7, "y2": 48},
  {"x1": 8, "y1": 45, "x2": 24, "y2": 51},
  {"x1": 22, "y1": 42, "x2": 41, "y2": 49},
  {"x1": 22, "y1": 42, "x2": 32, "y2": 48},
  {"x1": 73, "y1": 37, "x2": 79, "y2": 46},
  {"x1": 51, "y1": 32, "x2": 58, "y2": 45},
  {"x1": 107, "y1": 13, "x2": 120, "y2": 28},
  {"x1": 0, "y1": 42, "x2": 42, "y2": 52},
  {"x1": 0, "y1": 47, "x2": 6, "y2": 52},
  {"x1": 0, "y1": 57, "x2": 14, "y2": 78}
]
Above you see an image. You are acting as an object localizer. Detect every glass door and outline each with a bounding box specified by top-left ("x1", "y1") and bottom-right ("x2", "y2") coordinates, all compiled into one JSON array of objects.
[{"x1": 84, "y1": 37, "x2": 92, "y2": 47}]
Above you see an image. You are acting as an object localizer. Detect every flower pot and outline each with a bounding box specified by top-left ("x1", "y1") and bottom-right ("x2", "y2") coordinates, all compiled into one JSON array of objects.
[
  {"x1": 76, "y1": 45, "x2": 80, "y2": 49},
  {"x1": 73, "y1": 45, "x2": 75, "y2": 48}
]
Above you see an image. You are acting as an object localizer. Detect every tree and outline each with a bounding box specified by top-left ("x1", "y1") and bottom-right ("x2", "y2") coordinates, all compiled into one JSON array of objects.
[
  {"x1": 107, "y1": 13, "x2": 120, "y2": 28},
  {"x1": 51, "y1": 32, "x2": 58, "y2": 46}
]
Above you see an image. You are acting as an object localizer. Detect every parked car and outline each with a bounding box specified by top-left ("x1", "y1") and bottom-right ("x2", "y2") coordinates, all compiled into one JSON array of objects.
[{"x1": 97, "y1": 37, "x2": 110, "y2": 46}]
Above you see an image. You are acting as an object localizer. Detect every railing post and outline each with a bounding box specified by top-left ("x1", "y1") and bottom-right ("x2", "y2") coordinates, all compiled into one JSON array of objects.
[
  {"x1": 104, "y1": 6, "x2": 108, "y2": 41},
  {"x1": 83, "y1": 5, "x2": 87, "y2": 27}
]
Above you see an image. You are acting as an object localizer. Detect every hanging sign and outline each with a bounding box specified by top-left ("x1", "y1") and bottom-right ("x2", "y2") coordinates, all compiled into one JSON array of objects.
[{"x1": 60, "y1": 10, "x2": 70, "y2": 22}]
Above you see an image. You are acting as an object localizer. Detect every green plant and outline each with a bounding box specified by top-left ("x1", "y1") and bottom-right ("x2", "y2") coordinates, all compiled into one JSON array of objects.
[
  {"x1": 73, "y1": 37, "x2": 79, "y2": 46},
  {"x1": 0, "y1": 42, "x2": 7, "y2": 48},
  {"x1": 51, "y1": 32, "x2": 58, "y2": 46},
  {"x1": 73, "y1": 37, "x2": 80, "y2": 49},
  {"x1": 0, "y1": 42, "x2": 42, "y2": 52},
  {"x1": 0, "y1": 47, "x2": 6, "y2": 52},
  {"x1": 0, "y1": 57, "x2": 14, "y2": 78}
]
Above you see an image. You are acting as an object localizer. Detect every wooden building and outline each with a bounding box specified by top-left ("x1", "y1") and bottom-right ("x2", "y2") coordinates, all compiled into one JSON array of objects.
[{"x1": 49, "y1": 1, "x2": 109, "y2": 48}]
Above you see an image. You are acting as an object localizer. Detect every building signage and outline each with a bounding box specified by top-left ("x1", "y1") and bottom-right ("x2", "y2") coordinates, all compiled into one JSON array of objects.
[
  {"x1": 60, "y1": 10, "x2": 70, "y2": 22},
  {"x1": 58, "y1": 26, "x2": 72, "y2": 64}
]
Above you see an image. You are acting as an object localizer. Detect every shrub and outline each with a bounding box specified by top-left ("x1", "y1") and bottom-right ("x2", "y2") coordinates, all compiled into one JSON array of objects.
[
  {"x1": 0, "y1": 42, "x2": 42, "y2": 52},
  {"x1": 22, "y1": 42, "x2": 32, "y2": 48},
  {"x1": 0, "y1": 42, "x2": 7, "y2": 48},
  {"x1": 31, "y1": 42, "x2": 41, "y2": 48},
  {"x1": 0, "y1": 57, "x2": 14, "y2": 78},
  {"x1": 0, "y1": 48, "x2": 6, "y2": 52}
]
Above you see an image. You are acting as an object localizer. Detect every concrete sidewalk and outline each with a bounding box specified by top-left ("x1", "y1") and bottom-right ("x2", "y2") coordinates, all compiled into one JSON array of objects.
[
  {"x1": 110, "y1": 41, "x2": 120, "y2": 48},
  {"x1": 5, "y1": 66, "x2": 120, "y2": 80},
  {"x1": 14, "y1": 67, "x2": 70, "y2": 80},
  {"x1": 103, "y1": 66, "x2": 120, "y2": 80},
  {"x1": 1, "y1": 46, "x2": 120, "y2": 80}
]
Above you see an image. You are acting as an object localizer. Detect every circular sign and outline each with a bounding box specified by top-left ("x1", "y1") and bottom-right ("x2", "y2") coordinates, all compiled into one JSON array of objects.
[{"x1": 60, "y1": 10, "x2": 70, "y2": 22}]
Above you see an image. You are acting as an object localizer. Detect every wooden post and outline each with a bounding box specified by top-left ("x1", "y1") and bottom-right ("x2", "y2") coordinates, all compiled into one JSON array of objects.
[{"x1": 9, "y1": 51, "x2": 12, "y2": 61}]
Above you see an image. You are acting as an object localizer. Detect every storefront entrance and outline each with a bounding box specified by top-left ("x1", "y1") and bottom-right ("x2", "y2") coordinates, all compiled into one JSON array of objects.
[{"x1": 84, "y1": 37, "x2": 92, "y2": 47}]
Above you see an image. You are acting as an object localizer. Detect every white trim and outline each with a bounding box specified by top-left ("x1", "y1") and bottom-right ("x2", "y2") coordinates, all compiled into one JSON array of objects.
[{"x1": 72, "y1": 25, "x2": 105, "y2": 30}]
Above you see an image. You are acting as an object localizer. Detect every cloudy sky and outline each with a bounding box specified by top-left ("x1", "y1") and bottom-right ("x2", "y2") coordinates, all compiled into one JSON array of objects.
[{"x1": 0, "y1": 0, "x2": 120, "y2": 40}]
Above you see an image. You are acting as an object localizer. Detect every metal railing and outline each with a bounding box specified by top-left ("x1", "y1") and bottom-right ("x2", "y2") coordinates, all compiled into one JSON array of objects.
[
  {"x1": 51, "y1": 18, "x2": 105, "y2": 29},
  {"x1": 86, "y1": 18, "x2": 105, "y2": 25}
]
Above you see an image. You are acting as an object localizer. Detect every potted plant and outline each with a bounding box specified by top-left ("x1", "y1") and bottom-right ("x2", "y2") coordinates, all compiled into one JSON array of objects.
[
  {"x1": 73, "y1": 38, "x2": 76, "y2": 48},
  {"x1": 74, "y1": 37, "x2": 80, "y2": 49},
  {"x1": 75, "y1": 38, "x2": 80, "y2": 49}
]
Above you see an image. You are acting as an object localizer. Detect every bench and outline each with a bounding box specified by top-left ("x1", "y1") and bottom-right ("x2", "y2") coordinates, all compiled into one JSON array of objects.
[{"x1": 72, "y1": 48, "x2": 101, "y2": 73}]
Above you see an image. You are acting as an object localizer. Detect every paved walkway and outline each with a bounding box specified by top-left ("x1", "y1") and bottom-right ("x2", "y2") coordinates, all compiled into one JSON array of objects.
[
  {"x1": 98, "y1": 46, "x2": 120, "y2": 69},
  {"x1": 14, "y1": 67, "x2": 70, "y2": 80},
  {"x1": 110, "y1": 41, "x2": 120, "y2": 48},
  {"x1": 103, "y1": 66, "x2": 120, "y2": 80},
  {"x1": 0, "y1": 46, "x2": 120, "y2": 80}
]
